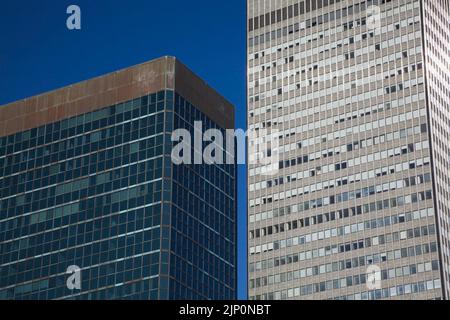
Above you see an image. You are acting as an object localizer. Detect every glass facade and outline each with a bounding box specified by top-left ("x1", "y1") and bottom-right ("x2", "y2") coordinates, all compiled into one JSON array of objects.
[
  {"x1": 169, "y1": 93, "x2": 236, "y2": 299},
  {"x1": 0, "y1": 89, "x2": 236, "y2": 300}
]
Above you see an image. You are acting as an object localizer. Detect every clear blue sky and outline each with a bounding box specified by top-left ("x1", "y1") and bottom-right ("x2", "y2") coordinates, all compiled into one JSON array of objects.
[{"x1": 0, "y1": 0, "x2": 247, "y2": 299}]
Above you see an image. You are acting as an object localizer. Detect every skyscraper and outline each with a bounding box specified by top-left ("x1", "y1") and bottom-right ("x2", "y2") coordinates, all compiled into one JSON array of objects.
[
  {"x1": 0, "y1": 56, "x2": 237, "y2": 300},
  {"x1": 247, "y1": 0, "x2": 450, "y2": 300}
]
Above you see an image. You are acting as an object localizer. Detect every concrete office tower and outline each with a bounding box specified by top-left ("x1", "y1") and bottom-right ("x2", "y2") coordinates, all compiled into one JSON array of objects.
[
  {"x1": 0, "y1": 57, "x2": 237, "y2": 300},
  {"x1": 247, "y1": 0, "x2": 450, "y2": 300}
]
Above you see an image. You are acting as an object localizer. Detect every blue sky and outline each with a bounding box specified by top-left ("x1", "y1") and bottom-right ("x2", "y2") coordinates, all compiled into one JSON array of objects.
[{"x1": 0, "y1": 0, "x2": 248, "y2": 299}]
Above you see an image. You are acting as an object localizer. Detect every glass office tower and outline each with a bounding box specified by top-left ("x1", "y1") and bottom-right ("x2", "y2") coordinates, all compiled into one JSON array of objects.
[
  {"x1": 0, "y1": 56, "x2": 236, "y2": 300},
  {"x1": 247, "y1": 0, "x2": 450, "y2": 300}
]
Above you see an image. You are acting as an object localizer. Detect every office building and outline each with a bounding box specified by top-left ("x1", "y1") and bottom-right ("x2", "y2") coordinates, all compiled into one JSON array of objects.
[
  {"x1": 0, "y1": 56, "x2": 237, "y2": 300},
  {"x1": 247, "y1": 0, "x2": 450, "y2": 300}
]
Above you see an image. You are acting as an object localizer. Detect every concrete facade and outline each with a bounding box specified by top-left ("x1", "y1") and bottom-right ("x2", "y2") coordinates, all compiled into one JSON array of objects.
[{"x1": 247, "y1": 0, "x2": 449, "y2": 300}]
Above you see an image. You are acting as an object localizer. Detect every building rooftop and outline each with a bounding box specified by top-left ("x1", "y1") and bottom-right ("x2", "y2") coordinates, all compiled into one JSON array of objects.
[{"x1": 0, "y1": 56, "x2": 235, "y2": 137}]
